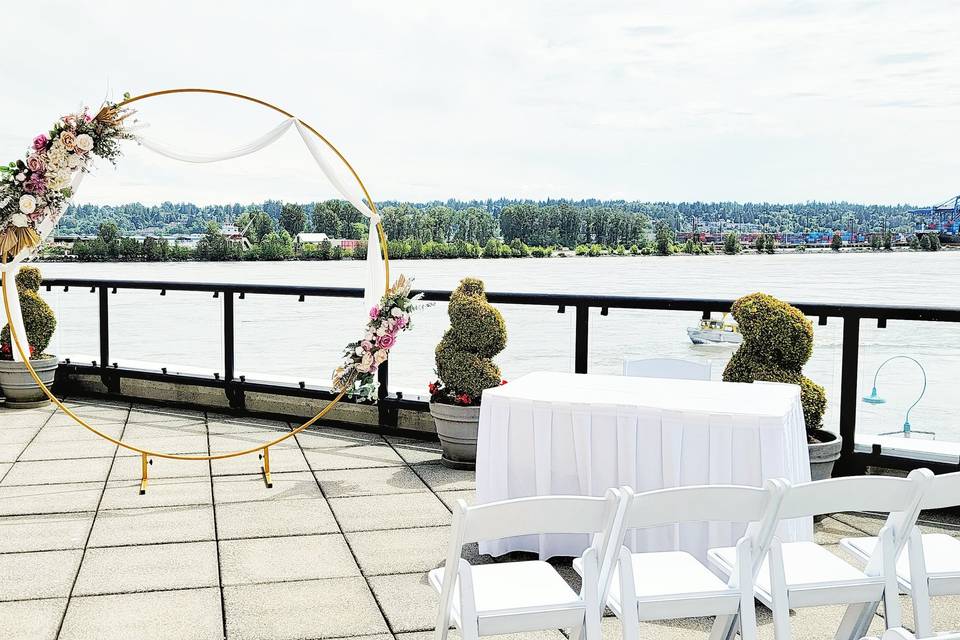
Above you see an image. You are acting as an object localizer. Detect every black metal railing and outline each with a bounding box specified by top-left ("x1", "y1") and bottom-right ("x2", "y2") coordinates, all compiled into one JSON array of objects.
[{"x1": 42, "y1": 277, "x2": 960, "y2": 474}]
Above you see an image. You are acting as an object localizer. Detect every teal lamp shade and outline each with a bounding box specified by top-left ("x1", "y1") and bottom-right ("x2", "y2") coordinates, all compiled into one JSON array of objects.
[{"x1": 862, "y1": 387, "x2": 886, "y2": 404}]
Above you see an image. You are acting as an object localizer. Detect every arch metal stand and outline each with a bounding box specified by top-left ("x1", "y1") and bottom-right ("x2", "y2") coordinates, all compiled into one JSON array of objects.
[{"x1": 1, "y1": 87, "x2": 391, "y2": 494}]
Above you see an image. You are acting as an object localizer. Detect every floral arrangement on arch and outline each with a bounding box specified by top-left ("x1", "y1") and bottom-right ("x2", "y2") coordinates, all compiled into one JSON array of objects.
[
  {"x1": 333, "y1": 275, "x2": 427, "y2": 402},
  {"x1": 0, "y1": 98, "x2": 134, "y2": 260}
]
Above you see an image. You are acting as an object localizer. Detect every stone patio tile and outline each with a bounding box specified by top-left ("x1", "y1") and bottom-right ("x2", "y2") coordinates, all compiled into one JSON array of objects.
[
  {"x1": 0, "y1": 426, "x2": 42, "y2": 444},
  {"x1": 45, "y1": 413, "x2": 125, "y2": 429},
  {"x1": 1, "y1": 410, "x2": 58, "y2": 428},
  {"x1": 399, "y1": 631, "x2": 565, "y2": 640},
  {"x1": 0, "y1": 443, "x2": 26, "y2": 462},
  {"x1": 0, "y1": 512, "x2": 94, "y2": 552},
  {"x1": 126, "y1": 409, "x2": 206, "y2": 429},
  {"x1": 74, "y1": 541, "x2": 219, "y2": 596},
  {"x1": 385, "y1": 436, "x2": 443, "y2": 464},
  {"x1": 207, "y1": 415, "x2": 292, "y2": 436},
  {"x1": 109, "y1": 453, "x2": 210, "y2": 482},
  {"x1": 831, "y1": 512, "x2": 885, "y2": 536},
  {"x1": 1, "y1": 456, "x2": 113, "y2": 486},
  {"x1": 210, "y1": 444, "x2": 308, "y2": 476},
  {"x1": 0, "y1": 461, "x2": 10, "y2": 477},
  {"x1": 315, "y1": 465, "x2": 429, "y2": 498},
  {"x1": 815, "y1": 516, "x2": 867, "y2": 545},
  {"x1": 213, "y1": 471, "x2": 322, "y2": 503},
  {"x1": 31, "y1": 421, "x2": 124, "y2": 440},
  {"x1": 894, "y1": 593, "x2": 960, "y2": 634},
  {"x1": 88, "y1": 505, "x2": 215, "y2": 547},
  {"x1": 17, "y1": 435, "x2": 118, "y2": 460},
  {"x1": 0, "y1": 481, "x2": 103, "y2": 515},
  {"x1": 303, "y1": 443, "x2": 405, "y2": 471},
  {"x1": 0, "y1": 598, "x2": 67, "y2": 640},
  {"x1": 216, "y1": 497, "x2": 339, "y2": 539},
  {"x1": 208, "y1": 431, "x2": 299, "y2": 452},
  {"x1": 368, "y1": 571, "x2": 439, "y2": 633},
  {"x1": 122, "y1": 422, "x2": 207, "y2": 439},
  {"x1": 0, "y1": 548, "x2": 82, "y2": 600},
  {"x1": 330, "y1": 492, "x2": 451, "y2": 532},
  {"x1": 114, "y1": 434, "x2": 209, "y2": 456},
  {"x1": 412, "y1": 462, "x2": 476, "y2": 492},
  {"x1": 436, "y1": 489, "x2": 476, "y2": 510},
  {"x1": 100, "y1": 476, "x2": 212, "y2": 510},
  {"x1": 753, "y1": 603, "x2": 886, "y2": 640},
  {"x1": 224, "y1": 577, "x2": 388, "y2": 639},
  {"x1": 220, "y1": 533, "x2": 359, "y2": 586},
  {"x1": 296, "y1": 426, "x2": 384, "y2": 448},
  {"x1": 348, "y1": 526, "x2": 449, "y2": 576},
  {"x1": 59, "y1": 587, "x2": 223, "y2": 640}
]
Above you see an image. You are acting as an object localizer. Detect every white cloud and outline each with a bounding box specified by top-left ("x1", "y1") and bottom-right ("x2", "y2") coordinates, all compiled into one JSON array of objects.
[{"x1": 0, "y1": 0, "x2": 957, "y2": 205}]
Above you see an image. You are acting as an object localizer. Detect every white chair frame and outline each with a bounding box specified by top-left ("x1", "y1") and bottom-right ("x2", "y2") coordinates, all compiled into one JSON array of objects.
[
  {"x1": 841, "y1": 471, "x2": 960, "y2": 639},
  {"x1": 580, "y1": 481, "x2": 786, "y2": 640},
  {"x1": 709, "y1": 470, "x2": 933, "y2": 640},
  {"x1": 431, "y1": 490, "x2": 626, "y2": 640},
  {"x1": 622, "y1": 357, "x2": 712, "y2": 381}
]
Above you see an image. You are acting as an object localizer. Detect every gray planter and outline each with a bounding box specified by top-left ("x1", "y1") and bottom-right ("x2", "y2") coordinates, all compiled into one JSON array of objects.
[
  {"x1": 808, "y1": 428, "x2": 842, "y2": 481},
  {"x1": 0, "y1": 356, "x2": 57, "y2": 408},
  {"x1": 430, "y1": 402, "x2": 481, "y2": 470}
]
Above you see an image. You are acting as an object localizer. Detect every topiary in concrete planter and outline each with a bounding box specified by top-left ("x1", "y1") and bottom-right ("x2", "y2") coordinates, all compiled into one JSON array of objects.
[
  {"x1": 722, "y1": 292, "x2": 840, "y2": 478},
  {"x1": 431, "y1": 278, "x2": 506, "y2": 469},
  {"x1": 0, "y1": 266, "x2": 57, "y2": 408}
]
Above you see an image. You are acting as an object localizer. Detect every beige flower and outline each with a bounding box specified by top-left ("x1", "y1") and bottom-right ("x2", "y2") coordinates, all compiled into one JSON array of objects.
[
  {"x1": 59, "y1": 130, "x2": 77, "y2": 150},
  {"x1": 75, "y1": 134, "x2": 94, "y2": 152},
  {"x1": 373, "y1": 349, "x2": 388, "y2": 365},
  {"x1": 11, "y1": 212, "x2": 30, "y2": 227},
  {"x1": 18, "y1": 194, "x2": 37, "y2": 215}
]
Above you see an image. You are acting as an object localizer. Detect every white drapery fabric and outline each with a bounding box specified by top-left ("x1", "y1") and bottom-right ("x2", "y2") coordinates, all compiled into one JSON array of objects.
[
  {"x1": 137, "y1": 118, "x2": 295, "y2": 164},
  {"x1": 476, "y1": 371, "x2": 814, "y2": 562}
]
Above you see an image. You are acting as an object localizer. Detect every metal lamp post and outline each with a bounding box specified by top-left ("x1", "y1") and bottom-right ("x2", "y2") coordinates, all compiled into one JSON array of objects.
[{"x1": 862, "y1": 355, "x2": 933, "y2": 438}]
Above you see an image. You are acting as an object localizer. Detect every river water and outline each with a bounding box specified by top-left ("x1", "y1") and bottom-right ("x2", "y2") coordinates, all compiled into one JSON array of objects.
[{"x1": 32, "y1": 252, "x2": 960, "y2": 440}]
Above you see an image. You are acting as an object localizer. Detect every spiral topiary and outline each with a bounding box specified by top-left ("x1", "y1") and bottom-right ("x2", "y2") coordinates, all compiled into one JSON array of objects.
[
  {"x1": 1, "y1": 266, "x2": 57, "y2": 359},
  {"x1": 722, "y1": 292, "x2": 826, "y2": 433},
  {"x1": 434, "y1": 277, "x2": 506, "y2": 401}
]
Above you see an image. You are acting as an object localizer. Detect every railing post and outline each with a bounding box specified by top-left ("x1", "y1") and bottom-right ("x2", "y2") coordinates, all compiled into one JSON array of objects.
[
  {"x1": 223, "y1": 289, "x2": 234, "y2": 383},
  {"x1": 574, "y1": 305, "x2": 589, "y2": 374},
  {"x1": 377, "y1": 361, "x2": 397, "y2": 429},
  {"x1": 98, "y1": 286, "x2": 109, "y2": 368},
  {"x1": 834, "y1": 314, "x2": 862, "y2": 476}
]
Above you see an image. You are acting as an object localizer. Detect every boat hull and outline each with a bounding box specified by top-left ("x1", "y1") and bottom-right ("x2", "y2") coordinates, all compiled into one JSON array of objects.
[{"x1": 687, "y1": 328, "x2": 743, "y2": 345}]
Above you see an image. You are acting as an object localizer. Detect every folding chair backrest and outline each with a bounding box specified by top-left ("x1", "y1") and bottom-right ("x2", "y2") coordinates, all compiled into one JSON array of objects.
[
  {"x1": 622, "y1": 357, "x2": 711, "y2": 381},
  {"x1": 921, "y1": 471, "x2": 960, "y2": 510},
  {"x1": 777, "y1": 474, "x2": 924, "y2": 520},
  {"x1": 624, "y1": 484, "x2": 775, "y2": 530},
  {"x1": 458, "y1": 493, "x2": 619, "y2": 544}
]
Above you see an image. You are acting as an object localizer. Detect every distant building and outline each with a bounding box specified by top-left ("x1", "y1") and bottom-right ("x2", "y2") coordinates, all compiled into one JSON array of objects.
[{"x1": 295, "y1": 233, "x2": 361, "y2": 250}]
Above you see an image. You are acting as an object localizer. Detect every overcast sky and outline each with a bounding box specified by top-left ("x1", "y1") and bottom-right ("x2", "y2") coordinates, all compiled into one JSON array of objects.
[{"x1": 1, "y1": 1, "x2": 957, "y2": 206}]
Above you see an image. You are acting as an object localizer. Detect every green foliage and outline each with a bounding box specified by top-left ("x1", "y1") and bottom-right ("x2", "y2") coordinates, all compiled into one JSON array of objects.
[
  {"x1": 883, "y1": 231, "x2": 893, "y2": 250},
  {"x1": 723, "y1": 232, "x2": 741, "y2": 255},
  {"x1": 831, "y1": 232, "x2": 843, "y2": 251},
  {"x1": 722, "y1": 293, "x2": 827, "y2": 431},
  {"x1": 654, "y1": 221, "x2": 674, "y2": 255},
  {"x1": 98, "y1": 221, "x2": 120, "y2": 244},
  {"x1": 1, "y1": 266, "x2": 56, "y2": 358},
  {"x1": 279, "y1": 203, "x2": 307, "y2": 237},
  {"x1": 909, "y1": 235, "x2": 920, "y2": 250},
  {"x1": 239, "y1": 209, "x2": 274, "y2": 244},
  {"x1": 258, "y1": 231, "x2": 294, "y2": 260},
  {"x1": 435, "y1": 278, "x2": 506, "y2": 399}
]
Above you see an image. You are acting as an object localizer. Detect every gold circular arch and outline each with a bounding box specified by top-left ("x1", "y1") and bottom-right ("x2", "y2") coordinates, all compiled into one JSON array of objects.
[{"x1": 1, "y1": 88, "x2": 391, "y2": 492}]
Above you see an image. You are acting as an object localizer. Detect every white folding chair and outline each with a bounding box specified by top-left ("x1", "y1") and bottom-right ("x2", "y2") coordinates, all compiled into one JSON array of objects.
[
  {"x1": 430, "y1": 489, "x2": 625, "y2": 640},
  {"x1": 841, "y1": 471, "x2": 960, "y2": 639},
  {"x1": 708, "y1": 470, "x2": 934, "y2": 640},
  {"x1": 864, "y1": 627, "x2": 960, "y2": 640},
  {"x1": 575, "y1": 481, "x2": 786, "y2": 640},
  {"x1": 622, "y1": 357, "x2": 711, "y2": 381}
]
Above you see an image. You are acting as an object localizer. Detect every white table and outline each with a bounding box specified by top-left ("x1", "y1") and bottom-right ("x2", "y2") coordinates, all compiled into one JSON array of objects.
[{"x1": 476, "y1": 371, "x2": 813, "y2": 560}]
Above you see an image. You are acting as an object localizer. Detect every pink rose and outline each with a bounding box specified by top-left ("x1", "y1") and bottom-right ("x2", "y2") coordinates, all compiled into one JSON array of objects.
[
  {"x1": 361, "y1": 340, "x2": 373, "y2": 352},
  {"x1": 369, "y1": 306, "x2": 380, "y2": 319},
  {"x1": 395, "y1": 316, "x2": 408, "y2": 329},
  {"x1": 376, "y1": 333, "x2": 396, "y2": 349},
  {"x1": 33, "y1": 135, "x2": 48, "y2": 151},
  {"x1": 26, "y1": 155, "x2": 45, "y2": 173}
]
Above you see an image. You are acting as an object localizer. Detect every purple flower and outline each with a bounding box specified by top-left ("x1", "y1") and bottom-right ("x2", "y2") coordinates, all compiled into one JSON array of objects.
[
  {"x1": 369, "y1": 305, "x2": 380, "y2": 319},
  {"x1": 24, "y1": 174, "x2": 46, "y2": 194},
  {"x1": 32, "y1": 135, "x2": 49, "y2": 151}
]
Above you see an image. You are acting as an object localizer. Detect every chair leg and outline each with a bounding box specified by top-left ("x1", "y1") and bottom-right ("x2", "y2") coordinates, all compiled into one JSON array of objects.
[
  {"x1": 880, "y1": 527, "x2": 902, "y2": 629},
  {"x1": 737, "y1": 549, "x2": 759, "y2": 640},
  {"x1": 907, "y1": 530, "x2": 932, "y2": 639},
  {"x1": 768, "y1": 539, "x2": 791, "y2": 640}
]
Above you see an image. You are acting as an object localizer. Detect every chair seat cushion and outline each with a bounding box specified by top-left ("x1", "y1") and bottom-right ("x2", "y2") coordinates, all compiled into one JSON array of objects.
[
  {"x1": 428, "y1": 561, "x2": 582, "y2": 618},
  {"x1": 843, "y1": 533, "x2": 960, "y2": 581},
  {"x1": 710, "y1": 541, "x2": 872, "y2": 600},
  {"x1": 575, "y1": 551, "x2": 731, "y2": 605}
]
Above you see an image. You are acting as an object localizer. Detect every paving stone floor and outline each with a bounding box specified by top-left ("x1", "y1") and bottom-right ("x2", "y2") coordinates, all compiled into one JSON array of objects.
[{"x1": 1, "y1": 399, "x2": 959, "y2": 640}]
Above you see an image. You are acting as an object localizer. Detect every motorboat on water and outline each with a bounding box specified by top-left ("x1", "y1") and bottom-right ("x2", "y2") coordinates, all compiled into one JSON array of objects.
[{"x1": 687, "y1": 314, "x2": 743, "y2": 345}]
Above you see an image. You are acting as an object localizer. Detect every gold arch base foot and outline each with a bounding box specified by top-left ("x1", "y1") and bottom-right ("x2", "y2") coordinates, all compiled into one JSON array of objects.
[
  {"x1": 139, "y1": 453, "x2": 151, "y2": 495},
  {"x1": 260, "y1": 447, "x2": 273, "y2": 489}
]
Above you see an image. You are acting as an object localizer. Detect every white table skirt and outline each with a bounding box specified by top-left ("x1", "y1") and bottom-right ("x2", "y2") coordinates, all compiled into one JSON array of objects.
[{"x1": 476, "y1": 372, "x2": 813, "y2": 561}]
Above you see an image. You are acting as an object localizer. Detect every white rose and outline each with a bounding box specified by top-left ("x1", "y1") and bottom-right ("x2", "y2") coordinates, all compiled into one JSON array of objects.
[
  {"x1": 75, "y1": 134, "x2": 94, "y2": 152},
  {"x1": 10, "y1": 212, "x2": 30, "y2": 227},
  {"x1": 355, "y1": 346, "x2": 365, "y2": 356},
  {"x1": 18, "y1": 195, "x2": 37, "y2": 215},
  {"x1": 376, "y1": 326, "x2": 387, "y2": 336},
  {"x1": 15, "y1": 173, "x2": 26, "y2": 182},
  {"x1": 390, "y1": 307, "x2": 402, "y2": 317}
]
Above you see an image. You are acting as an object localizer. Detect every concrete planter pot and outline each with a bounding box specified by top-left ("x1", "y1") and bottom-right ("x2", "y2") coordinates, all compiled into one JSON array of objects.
[
  {"x1": 808, "y1": 428, "x2": 842, "y2": 481},
  {"x1": 430, "y1": 402, "x2": 481, "y2": 470},
  {"x1": 0, "y1": 356, "x2": 57, "y2": 408}
]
